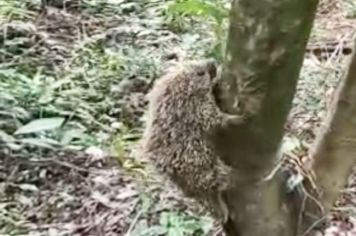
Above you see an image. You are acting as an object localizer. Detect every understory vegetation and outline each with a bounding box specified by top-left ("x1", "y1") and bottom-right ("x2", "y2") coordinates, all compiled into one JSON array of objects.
[{"x1": 0, "y1": 0, "x2": 356, "y2": 235}]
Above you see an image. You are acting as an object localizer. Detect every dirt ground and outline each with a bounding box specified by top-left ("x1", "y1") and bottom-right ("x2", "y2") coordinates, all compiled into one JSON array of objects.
[{"x1": 1, "y1": 0, "x2": 356, "y2": 235}]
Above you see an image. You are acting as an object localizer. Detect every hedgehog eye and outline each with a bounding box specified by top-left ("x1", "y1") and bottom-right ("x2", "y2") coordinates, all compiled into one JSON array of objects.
[{"x1": 197, "y1": 70, "x2": 205, "y2": 76}]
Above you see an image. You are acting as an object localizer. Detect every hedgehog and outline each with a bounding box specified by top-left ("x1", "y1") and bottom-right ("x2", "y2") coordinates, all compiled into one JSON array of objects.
[{"x1": 139, "y1": 59, "x2": 244, "y2": 221}]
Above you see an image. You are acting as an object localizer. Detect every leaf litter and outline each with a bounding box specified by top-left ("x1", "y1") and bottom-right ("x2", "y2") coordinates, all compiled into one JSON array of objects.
[{"x1": 1, "y1": 0, "x2": 356, "y2": 235}]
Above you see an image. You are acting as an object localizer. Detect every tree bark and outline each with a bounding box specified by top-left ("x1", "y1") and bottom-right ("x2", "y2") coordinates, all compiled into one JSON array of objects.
[
  {"x1": 303, "y1": 37, "x2": 356, "y2": 232},
  {"x1": 214, "y1": 0, "x2": 319, "y2": 235}
]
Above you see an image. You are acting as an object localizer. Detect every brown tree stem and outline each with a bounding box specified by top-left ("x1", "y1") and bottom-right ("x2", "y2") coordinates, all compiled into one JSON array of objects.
[
  {"x1": 214, "y1": 0, "x2": 319, "y2": 235},
  {"x1": 303, "y1": 37, "x2": 356, "y2": 231}
]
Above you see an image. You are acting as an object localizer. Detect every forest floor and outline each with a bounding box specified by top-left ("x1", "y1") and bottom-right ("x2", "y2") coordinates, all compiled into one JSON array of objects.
[{"x1": 1, "y1": 0, "x2": 356, "y2": 236}]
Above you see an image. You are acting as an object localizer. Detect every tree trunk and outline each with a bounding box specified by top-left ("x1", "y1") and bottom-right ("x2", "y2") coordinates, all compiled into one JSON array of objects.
[
  {"x1": 214, "y1": 0, "x2": 319, "y2": 235},
  {"x1": 303, "y1": 37, "x2": 356, "y2": 232}
]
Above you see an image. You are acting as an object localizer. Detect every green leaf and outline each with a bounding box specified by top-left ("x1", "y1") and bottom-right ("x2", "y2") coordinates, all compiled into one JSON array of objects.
[
  {"x1": 141, "y1": 226, "x2": 167, "y2": 236},
  {"x1": 168, "y1": 226, "x2": 185, "y2": 236},
  {"x1": 18, "y1": 184, "x2": 39, "y2": 192},
  {"x1": 199, "y1": 217, "x2": 214, "y2": 234},
  {"x1": 160, "y1": 212, "x2": 170, "y2": 226},
  {"x1": 60, "y1": 129, "x2": 85, "y2": 145},
  {"x1": 0, "y1": 130, "x2": 22, "y2": 150},
  {"x1": 19, "y1": 138, "x2": 59, "y2": 149},
  {"x1": 168, "y1": 0, "x2": 227, "y2": 22},
  {"x1": 12, "y1": 106, "x2": 30, "y2": 119},
  {"x1": 14, "y1": 117, "x2": 65, "y2": 135},
  {"x1": 0, "y1": 130, "x2": 15, "y2": 142}
]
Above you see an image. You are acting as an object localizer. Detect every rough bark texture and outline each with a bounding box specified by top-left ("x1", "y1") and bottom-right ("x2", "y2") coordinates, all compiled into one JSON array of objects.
[
  {"x1": 304, "y1": 38, "x2": 356, "y2": 230},
  {"x1": 213, "y1": 0, "x2": 319, "y2": 235}
]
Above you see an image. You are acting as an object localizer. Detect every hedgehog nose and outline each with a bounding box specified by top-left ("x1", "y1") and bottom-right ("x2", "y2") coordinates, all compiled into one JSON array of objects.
[{"x1": 205, "y1": 58, "x2": 217, "y2": 79}]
